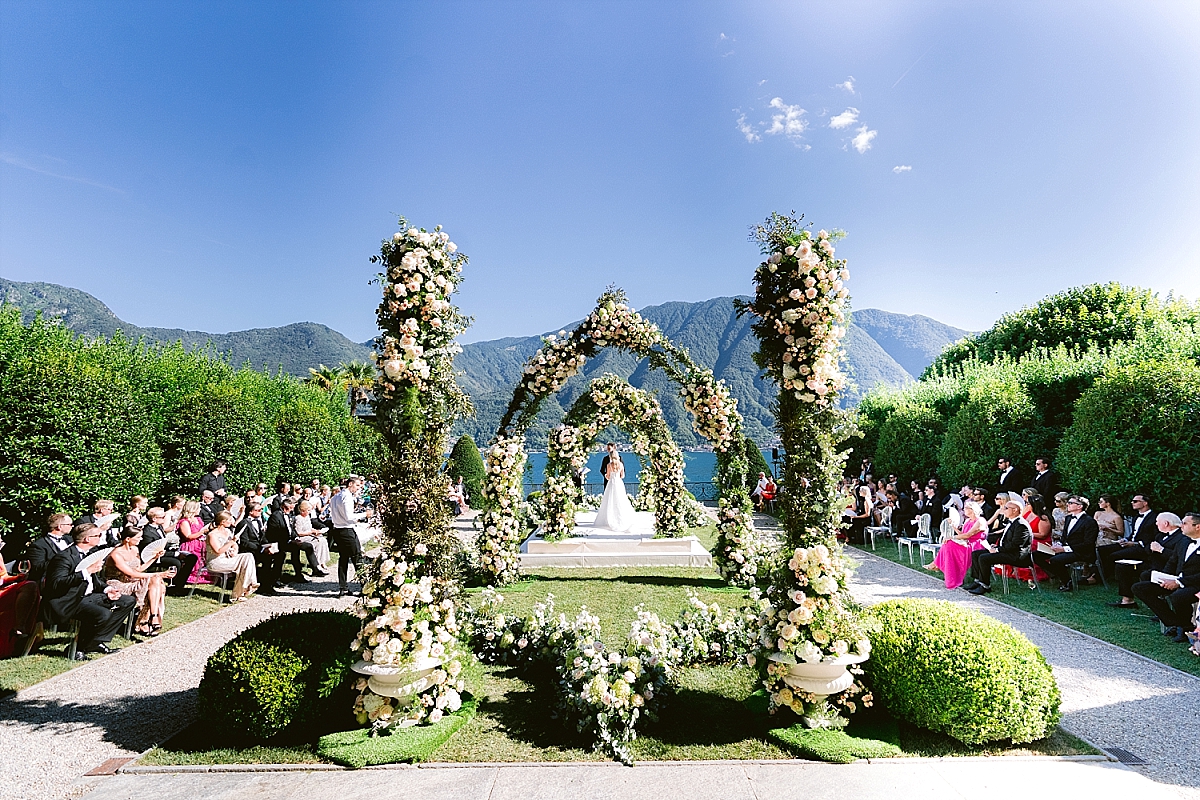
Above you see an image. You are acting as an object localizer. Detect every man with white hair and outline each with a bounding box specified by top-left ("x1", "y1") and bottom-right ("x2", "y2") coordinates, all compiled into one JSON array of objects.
[
  {"x1": 1133, "y1": 512, "x2": 1200, "y2": 643},
  {"x1": 966, "y1": 501, "x2": 1033, "y2": 595}
]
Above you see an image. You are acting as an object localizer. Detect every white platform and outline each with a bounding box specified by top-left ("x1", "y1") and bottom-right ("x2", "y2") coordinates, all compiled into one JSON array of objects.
[{"x1": 520, "y1": 510, "x2": 713, "y2": 568}]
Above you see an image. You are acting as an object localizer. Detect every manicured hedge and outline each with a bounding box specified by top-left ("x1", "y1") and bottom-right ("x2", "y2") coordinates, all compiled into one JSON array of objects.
[
  {"x1": 865, "y1": 599, "x2": 1060, "y2": 744},
  {"x1": 938, "y1": 377, "x2": 1055, "y2": 489},
  {"x1": 446, "y1": 434, "x2": 486, "y2": 505},
  {"x1": 1058, "y1": 360, "x2": 1200, "y2": 513},
  {"x1": 344, "y1": 416, "x2": 386, "y2": 479},
  {"x1": 278, "y1": 399, "x2": 351, "y2": 485},
  {"x1": 873, "y1": 402, "x2": 946, "y2": 484},
  {"x1": 197, "y1": 610, "x2": 361, "y2": 740}
]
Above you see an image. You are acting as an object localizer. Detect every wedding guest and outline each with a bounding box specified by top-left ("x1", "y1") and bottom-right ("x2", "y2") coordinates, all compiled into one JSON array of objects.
[
  {"x1": 176, "y1": 500, "x2": 208, "y2": 584},
  {"x1": 1031, "y1": 457, "x2": 1060, "y2": 500},
  {"x1": 236, "y1": 501, "x2": 269, "y2": 566},
  {"x1": 927, "y1": 500, "x2": 988, "y2": 589},
  {"x1": 24, "y1": 513, "x2": 74, "y2": 585},
  {"x1": 104, "y1": 526, "x2": 169, "y2": 636},
  {"x1": 966, "y1": 501, "x2": 1033, "y2": 595},
  {"x1": 269, "y1": 481, "x2": 292, "y2": 514},
  {"x1": 204, "y1": 512, "x2": 258, "y2": 601},
  {"x1": 198, "y1": 460, "x2": 228, "y2": 499},
  {"x1": 199, "y1": 491, "x2": 218, "y2": 525},
  {"x1": 330, "y1": 476, "x2": 373, "y2": 596},
  {"x1": 848, "y1": 484, "x2": 872, "y2": 544},
  {"x1": 1052, "y1": 492, "x2": 1070, "y2": 537},
  {"x1": 162, "y1": 496, "x2": 186, "y2": 535},
  {"x1": 80, "y1": 499, "x2": 119, "y2": 546},
  {"x1": 141, "y1": 507, "x2": 196, "y2": 593},
  {"x1": 270, "y1": 497, "x2": 318, "y2": 584},
  {"x1": 1100, "y1": 494, "x2": 1159, "y2": 577},
  {"x1": 1091, "y1": 494, "x2": 1125, "y2": 580},
  {"x1": 294, "y1": 500, "x2": 330, "y2": 577},
  {"x1": 452, "y1": 476, "x2": 470, "y2": 512},
  {"x1": 973, "y1": 488, "x2": 997, "y2": 526},
  {"x1": 751, "y1": 472, "x2": 769, "y2": 506},
  {"x1": 1109, "y1": 512, "x2": 1187, "y2": 609},
  {"x1": 1033, "y1": 495, "x2": 1099, "y2": 591},
  {"x1": 126, "y1": 495, "x2": 150, "y2": 528},
  {"x1": 1132, "y1": 513, "x2": 1200, "y2": 643},
  {"x1": 996, "y1": 456, "x2": 1023, "y2": 495},
  {"x1": 986, "y1": 491, "x2": 1009, "y2": 535},
  {"x1": 0, "y1": 529, "x2": 42, "y2": 658},
  {"x1": 44, "y1": 524, "x2": 136, "y2": 658},
  {"x1": 222, "y1": 493, "x2": 245, "y2": 527}
]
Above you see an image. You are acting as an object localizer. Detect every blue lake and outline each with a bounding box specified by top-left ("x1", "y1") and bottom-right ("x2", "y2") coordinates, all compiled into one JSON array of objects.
[{"x1": 522, "y1": 450, "x2": 773, "y2": 488}]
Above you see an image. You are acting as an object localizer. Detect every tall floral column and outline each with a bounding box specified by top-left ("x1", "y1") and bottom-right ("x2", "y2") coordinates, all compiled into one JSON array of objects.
[
  {"x1": 350, "y1": 220, "x2": 471, "y2": 732},
  {"x1": 739, "y1": 212, "x2": 872, "y2": 728}
]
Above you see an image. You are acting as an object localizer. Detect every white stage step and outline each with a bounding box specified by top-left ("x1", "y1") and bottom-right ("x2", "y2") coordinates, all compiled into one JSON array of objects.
[{"x1": 520, "y1": 510, "x2": 713, "y2": 568}]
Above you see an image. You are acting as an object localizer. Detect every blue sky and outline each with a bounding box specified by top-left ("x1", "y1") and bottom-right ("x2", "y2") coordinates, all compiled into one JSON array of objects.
[{"x1": 2, "y1": 1, "x2": 1198, "y2": 343}]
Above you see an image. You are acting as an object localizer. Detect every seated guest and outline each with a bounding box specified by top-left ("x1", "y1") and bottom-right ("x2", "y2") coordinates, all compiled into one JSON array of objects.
[
  {"x1": 199, "y1": 490, "x2": 224, "y2": 526},
  {"x1": 142, "y1": 507, "x2": 196, "y2": 594},
  {"x1": 24, "y1": 513, "x2": 74, "y2": 585},
  {"x1": 162, "y1": 495, "x2": 186, "y2": 536},
  {"x1": 1091, "y1": 494, "x2": 1125, "y2": 579},
  {"x1": 973, "y1": 488, "x2": 997, "y2": 527},
  {"x1": 80, "y1": 499, "x2": 120, "y2": 546},
  {"x1": 269, "y1": 481, "x2": 292, "y2": 515},
  {"x1": 104, "y1": 526, "x2": 169, "y2": 636},
  {"x1": 1132, "y1": 512, "x2": 1200, "y2": 643},
  {"x1": 751, "y1": 472, "x2": 769, "y2": 506},
  {"x1": 204, "y1": 512, "x2": 258, "y2": 601},
  {"x1": 918, "y1": 483, "x2": 944, "y2": 528},
  {"x1": 0, "y1": 529, "x2": 42, "y2": 658},
  {"x1": 1101, "y1": 494, "x2": 1159, "y2": 574},
  {"x1": 1051, "y1": 492, "x2": 1070, "y2": 537},
  {"x1": 927, "y1": 500, "x2": 988, "y2": 589},
  {"x1": 1033, "y1": 495, "x2": 1099, "y2": 591},
  {"x1": 986, "y1": 492, "x2": 1010, "y2": 536},
  {"x1": 126, "y1": 495, "x2": 150, "y2": 528},
  {"x1": 44, "y1": 524, "x2": 136, "y2": 658},
  {"x1": 966, "y1": 501, "x2": 1033, "y2": 595},
  {"x1": 236, "y1": 502, "x2": 269, "y2": 563},
  {"x1": 222, "y1": 493, "x2": 245, "y2": 527},
  {"x1": 176, "y1": 500, "x2": 209, "y2": 584},
  {"x1": 453, "y1": 476, "x2": 471, "y2": 513},
  {"x1": 294, "y1": 500, "x2": 330, "y2": 577},
  {"x1": 272, "y1": 497, "x2": 317, "y2": 583},
  {"x1": 1110, "y1": 512, "x2": 1187, "y2": 608},
  {"x1": 889, "y1": 489, "x2": 917, "y2": 536}
]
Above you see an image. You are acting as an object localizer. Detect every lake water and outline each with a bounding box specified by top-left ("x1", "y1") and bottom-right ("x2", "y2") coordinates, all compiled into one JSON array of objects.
[{"x1": 522, "y1": 449, "x2": 773, "y2": 489}]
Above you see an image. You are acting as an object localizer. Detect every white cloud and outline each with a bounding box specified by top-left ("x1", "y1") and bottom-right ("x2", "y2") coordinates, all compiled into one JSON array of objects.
[
  {"x1": 835, "y1": 77, "x2": 855, "y2": 94},
  {"x1": 758, "y1": 79, "x2": 767, "y2": 85},
  {"x1": 893, "y1": 165, "x2": 912, "y2": 174},
  {"x1": 828, "y1": 107, "x2": 859, "y2": 130},
  {"x1": 735, "y1": 113, "x2": 760, "y2": 143},
  {"x1": 851, "y1": 125, "x2": 877, "y2": 153},
  {"x1": 766, "y1": 97, "x2": 808, "y2": 142}
]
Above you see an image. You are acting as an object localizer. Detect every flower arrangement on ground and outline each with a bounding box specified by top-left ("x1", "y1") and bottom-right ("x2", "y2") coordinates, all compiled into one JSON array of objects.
[{"x1": 737, "y1": 212, "x2": 871, "y2": 728}]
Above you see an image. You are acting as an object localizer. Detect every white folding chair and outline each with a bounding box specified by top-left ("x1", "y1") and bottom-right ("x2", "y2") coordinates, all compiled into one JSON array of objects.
[
  {"x1": 864, "y1": 506, "x2": 892, "y2": 552},
  {"x1": 898, "y1": 514, "x2": 931, "y2": 564}
]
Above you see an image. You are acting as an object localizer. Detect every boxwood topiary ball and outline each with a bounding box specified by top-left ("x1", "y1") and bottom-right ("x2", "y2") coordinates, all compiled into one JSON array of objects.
[{"x1": 865, "y1": 598, "x2": 1060, "y2": 745}]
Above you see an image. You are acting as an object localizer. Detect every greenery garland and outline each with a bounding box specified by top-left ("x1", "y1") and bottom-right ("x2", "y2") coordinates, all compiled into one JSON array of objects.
[{"x1": 738, "y1": 212, "x2": 872, "y2": 727}]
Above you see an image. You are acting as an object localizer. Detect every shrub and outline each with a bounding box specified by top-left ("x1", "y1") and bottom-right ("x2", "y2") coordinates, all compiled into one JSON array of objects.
[
  {"x1": 1058, "y1": 360, "x2": 1200, "y2": 513},
  {"x1": 158, "y1": 382, "x2": 282, "y2": 495},
  {"x1": 873, "y1": 402, "x2": 946, "y2": 484},
  {"x1": 938, "y1": 377, "x2": 1055, "y2": 489},
  {"x1": 865, "y1": 599, "x2": 1060, "y2": 744},
  {"x1": 744, "y1": 437, "x2": 773, "y2": 490},
  {"x1": 197, "y1": 610, "x2": 361, "y2": 740},
  {"x1": 446, "y1": 434, "x2": 486, "y2": 504},
  {"x1": 0, "y1": 345, "x2": 161, "y2": 538},
  {"x1": 344, "y1": 417, "x2": 386, "y2": 479},
  {"x1": 277, "y1": 399, "x2": 351, "y2": 485}
]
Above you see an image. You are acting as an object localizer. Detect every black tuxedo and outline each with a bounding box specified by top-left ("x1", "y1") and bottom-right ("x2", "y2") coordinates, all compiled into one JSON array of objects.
[
  {"x1": 1034, "y1": 512, "x2": 1099, "y2": 584},
  {"x1": 199, "y1": 504, "x2": 216, "y2": 526},
  {"x1": 996, "y1": 467, "x2": 1024, "y2": 495},
  {"x1": 600, "y1": 454, "x2": 615, "y2": 487},
  {"x1": 1101, "y1": 510, "x2": 1162, "y2": 577},
  {"x1": 22, "y1": 534, "x2": 71, "y2": 585},
  {"x1": 237, "y1": 515, "x2": 268, "y2": 558},
  {"x1": 1031, "y1": 470, "x2": 1059, "y2": 500},
  {"x1": 141, "y1": 523, "x2": 194, "y2": 591},
  {"x1": 1133, "y1": 537, "x2": 1200, "y2": 629},
  {"x1": 1114, "y1": 529, "x2": 1183, "y2": 598},
  {"x1": 971, "y1": 517, "x2": 1032, "y2": 588},
  {"x1": 264, "y1": 510, "x2": 316, "y2": 583},
  {"x1": 43, "y1": 545, "x2": 135, "y2": 651}
]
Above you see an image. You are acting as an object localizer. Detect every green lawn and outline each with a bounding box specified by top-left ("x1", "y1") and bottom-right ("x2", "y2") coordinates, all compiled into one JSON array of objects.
[
  {"x1": 0, "y1": 586, "x2": 227, "y2": 694},
  {"x1": 140, "y1": 563, "x2": 1094, "y2": 766},
  {"x1": 850, "y1": 542, "x2": 1200, "y2": 677}
]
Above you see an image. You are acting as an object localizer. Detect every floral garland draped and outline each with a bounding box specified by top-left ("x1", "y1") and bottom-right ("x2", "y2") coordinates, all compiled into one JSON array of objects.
[
  {"x1": 350, "y1": 219, "x2": 473, "y2": 733},
  {"x1": 737, "y1": 212, "x2": 872, "y2": 728},
  {"x1": 540, "y1": 374, "x2": 687, "y2": 540},
  {"x1": 475, "y1": 288, "x2": 762, "y2": 585}
]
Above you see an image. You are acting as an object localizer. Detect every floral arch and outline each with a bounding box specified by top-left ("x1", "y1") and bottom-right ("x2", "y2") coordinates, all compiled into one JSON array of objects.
[
  {"x1": 540, "y1": 374, "x2": 687, "y2": 539},
  {"x1": 477, "y1": 288, "x2": 765, "y2": 586}
]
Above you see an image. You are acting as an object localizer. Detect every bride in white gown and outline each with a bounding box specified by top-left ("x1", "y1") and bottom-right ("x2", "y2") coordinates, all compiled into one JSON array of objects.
[{"x1": 593, "y1": 452, "x2": 636, "y2": 533}]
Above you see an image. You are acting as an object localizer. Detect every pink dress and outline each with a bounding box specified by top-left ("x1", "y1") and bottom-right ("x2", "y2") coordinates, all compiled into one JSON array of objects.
[
  {"x1": 932, "y1": 518, "x2": 986, "y2": 589},
  {"x1": 177, "y1": 516, "x2": 209, "y2": 584}
]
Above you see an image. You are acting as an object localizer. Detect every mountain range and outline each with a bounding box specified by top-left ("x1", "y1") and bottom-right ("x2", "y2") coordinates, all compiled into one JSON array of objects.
[{"x1": 1, "y1": 277, "x2": 969, "y2": 446}]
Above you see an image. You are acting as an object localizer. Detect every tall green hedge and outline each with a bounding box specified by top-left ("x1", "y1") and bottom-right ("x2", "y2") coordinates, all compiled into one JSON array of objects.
[
  {"x1": 344, "y1": 416, "x2": 386, "y2": 479},
  {"x1": 278, "y1": 399, "x2": 352, "y2": 485},
  {"x1": 744, "y1": 437, "x2": 773, "y2": 490},
  {"x1": 446, "y1": 434, "x2": 486, "y2": 504},
  {"x1": 1058, "y1": 360, "x2": 1200, "y2": 513},
  {"x1": 873, "y1": 402, "x2": 946, "y2": 484},
  {"x1": 938, "y1": 377, "x2": 1055, "y2": 489},
  {"x1": 866, "y1": 599, "x2": 1060, "y2": 744}
]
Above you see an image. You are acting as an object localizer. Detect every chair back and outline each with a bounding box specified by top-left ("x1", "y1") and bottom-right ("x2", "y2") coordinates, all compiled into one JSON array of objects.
[
  {"x1": 879, "y1": 506, "x2": 893, "y2": 526},
  {"x1": 916, "y1": 514, "x2": 931, "y2": 538},
  {"x1": 939, "y1": 517, "x2": 954, "y2": 543}
]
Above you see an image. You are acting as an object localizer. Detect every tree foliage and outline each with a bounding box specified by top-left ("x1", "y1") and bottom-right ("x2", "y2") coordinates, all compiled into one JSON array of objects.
[
  {"x1": 873, "y1": 402, "x2": 946, "y2": 485},
  {"x1": 446, "y1": 434, "x2": 486, "y2": 505},
  {"x1": 938, "y1": 377, "x2": 1055, "y2": 489}
]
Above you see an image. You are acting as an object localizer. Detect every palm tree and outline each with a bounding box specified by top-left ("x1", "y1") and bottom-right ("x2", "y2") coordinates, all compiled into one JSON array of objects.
[
  {"x1": 306, "y1": 363, "x2": 345, "y2": 391},
  {"x1": 341, "y1": 360, "x2": 377, "y2": 408}
]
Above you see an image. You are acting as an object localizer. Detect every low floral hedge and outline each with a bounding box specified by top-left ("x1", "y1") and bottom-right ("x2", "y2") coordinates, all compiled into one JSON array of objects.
[
  {"x1": 198, "y1": 610, "x2": 361, "y2": 740},
  {"x1": 864, "y1": 599, "x2": 1060, "y2": 744}
]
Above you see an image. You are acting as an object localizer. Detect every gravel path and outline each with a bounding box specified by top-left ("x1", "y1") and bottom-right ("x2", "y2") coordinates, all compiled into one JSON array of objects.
[
  {"x1": 0, "y1": 566, "x2": 356, "y2": 800},
  {"x1": 848, "y1": 549, "x2": 1200, "y2": 797}
]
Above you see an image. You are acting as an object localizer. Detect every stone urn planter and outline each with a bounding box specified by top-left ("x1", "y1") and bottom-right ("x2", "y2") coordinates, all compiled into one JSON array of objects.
[
  {"x1": 768, "y1": 651, "x2": 869, "y2": 727},
  {"x1": 351, "y1": 656, "x2": 443, "y2": 700}
]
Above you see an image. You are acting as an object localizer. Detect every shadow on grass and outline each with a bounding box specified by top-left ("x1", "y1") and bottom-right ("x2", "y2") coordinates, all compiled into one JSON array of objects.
[{"x1": 475, "y1": 666, "x2": 593, "y2": 751}]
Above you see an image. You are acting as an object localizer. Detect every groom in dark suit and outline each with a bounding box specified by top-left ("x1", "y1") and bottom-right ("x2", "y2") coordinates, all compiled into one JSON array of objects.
[
  {"x1": 600, "y1": 443, "x2": 617, "y2": 488},
  {"x1": 43, "y1": 524, "x2": 136, "y2": 658}
]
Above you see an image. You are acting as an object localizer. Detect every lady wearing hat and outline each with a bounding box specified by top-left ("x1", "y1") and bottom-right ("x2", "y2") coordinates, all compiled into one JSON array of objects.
[{"x1": 927, "y1": 501, "x2": 988, "y2": 589}]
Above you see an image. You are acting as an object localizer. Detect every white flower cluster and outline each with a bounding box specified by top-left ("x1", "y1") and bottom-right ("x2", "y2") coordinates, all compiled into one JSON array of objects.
[
  {"x1": 678, "y1": 371, "x2": 739, "y2": 453},
  {"x1": 671, "y1": 591, "x2": 759, "y2": 666},
  {"x1": 714, "y1": 499, "x2": 765, "y2": 588},
  {"x1": 478, "y1": 437, "x2": 526, "y2": 585},
  {"x1": 521, "y1": 332, "x2": 588, "y2": 395},
  {"x1": 375, "y1": 225, "x2": 465, "y2": 395},
  {"x1": 756, "y1": 543, "x2": 872, "y2": 717},
  {"x1": 350, "y1": 555, "x2": 466, "y2": 730},
  {"x1": 540, "y1": 474, "x2": 579, "y2": 541},
  {"x1": 753, "y1": 230, "x2": 850, "y2": 405}
]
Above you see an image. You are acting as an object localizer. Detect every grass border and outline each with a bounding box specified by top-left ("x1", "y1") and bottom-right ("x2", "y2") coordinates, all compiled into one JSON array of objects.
[{"x1": 316, "y1": 698, "x2": 478, "y2": 768}]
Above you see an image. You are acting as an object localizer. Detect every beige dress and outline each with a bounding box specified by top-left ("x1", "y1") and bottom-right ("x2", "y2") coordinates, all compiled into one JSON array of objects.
[
  {"x1": 1094, "y1": 510, "x2": 1125, "y2": 547},
  {"x1": 294, "y1": 515, "x2": 330, "y2": 569},
  {"x1": 205, "y1": 530, "x2": 258, "y2": 598}
]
